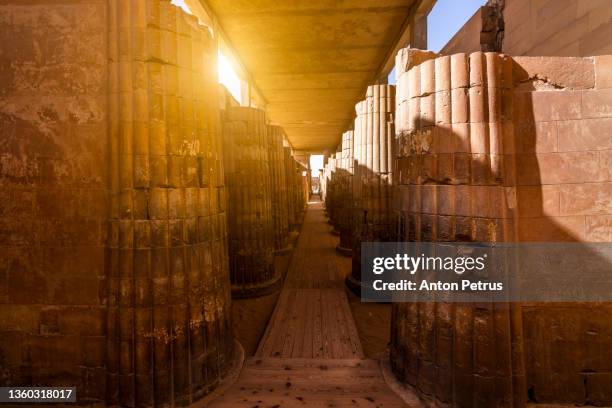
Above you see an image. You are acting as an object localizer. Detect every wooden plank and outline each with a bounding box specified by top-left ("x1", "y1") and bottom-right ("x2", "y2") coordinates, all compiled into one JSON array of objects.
[
  {"x1": 320, "y1": 288, "x2": 333, "y2": 358},
  {"x1": 218, "y1": 381, "x2": 390, "y2": 395},
  {"x1": 281, "y1": 289, "x2": 303, "y2": 357},
  {"x1": 323, "y1": 289, "x2": 345, "y2": 358},
  {"x1": 255, "y1": 288, "x2": 289, "y2": 357},
  {"x1": 337, "y1": 290, "x2": 365, "y2": 358},
  {"x1": 312, "y1": 289, "x2": 324, "y2": 358},
  {"x1": 301, "y1": 289, "x2": 315, "y2": 358},
  {"x1": 259, "y1": 289, "x2": 297, "y2": 357},
  {"x1": 245, "y1": 357, "x2": 377, "y2": 370},
  {"x1": 211, "y1": 359, "x2": 407, "y2": 408},
  {"x1": 209, "y1": 396, "x2": 407, "y2": 408},
  {"x1": 290, "y1": 289, "x2": 309, "y2": 357},
  {"x1": 211, "y1": 200, "x2": 408, "y2": 407},
  {"x1": 328, "y1": 289, "x2": 354, "y2": 358}
]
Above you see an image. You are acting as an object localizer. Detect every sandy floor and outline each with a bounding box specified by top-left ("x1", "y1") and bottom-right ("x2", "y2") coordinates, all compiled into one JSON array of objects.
[
  {"x1": 231, "y1": 291, "x2": 280, "y2": 356},
  {"x1": 231, "y1": 246, "x2": 295, "y2": 356},
  {"x1": 346, "y1": 289, "x2": 392, "y2": 359}
]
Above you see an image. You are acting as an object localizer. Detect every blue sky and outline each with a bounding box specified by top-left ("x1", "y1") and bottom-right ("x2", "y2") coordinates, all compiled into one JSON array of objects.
[
  {"x1": 428, "y1": 0, "x2": 486, "y2": 52},
  {"x1": 389, "y1": 0, "x2": 485, "y2": 83}
]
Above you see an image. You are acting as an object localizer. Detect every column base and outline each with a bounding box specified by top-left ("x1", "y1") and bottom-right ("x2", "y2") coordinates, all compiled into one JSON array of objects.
[
  {"x1": 344, "y1": 273, "x2": 363, "y2": 297},
  {"x1": 190, "y1": 338, "x2": 245, "y2": 407},
  {"x1": 335, "y1": 245, "x2": 352, "y2": 257},
  {"x1": 231, "y1": 274, "x2": 282, "y2": 299},
  {"x1": 273, "y1": 245, "x2": 292, "y2": 255},
  {"x1": 379, "y1": 349, "x2": 430, "y2": 408}
]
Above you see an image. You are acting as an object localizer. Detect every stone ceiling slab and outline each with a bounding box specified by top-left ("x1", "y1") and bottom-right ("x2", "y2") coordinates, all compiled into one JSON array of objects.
[{"x1": 204, "y1": 0, "x2": 420, "y2": 152}]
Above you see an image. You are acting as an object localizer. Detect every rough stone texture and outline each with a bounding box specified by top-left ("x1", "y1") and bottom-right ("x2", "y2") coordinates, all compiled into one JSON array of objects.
[
  {"x1": 350, "y1": 85, "x2": 396, "y2": 285},
  {"x1": 0, "y1": 1, "x2": 109, "y2": 401},
  {"x1": 323, "y1": 153, "x2": 339, "y2": 227},
  {"x1": 222, "y1": 107, "x2": 277, "y2": 297},
  {"x1": 294, "y1": 160, "x2": 309, "y2": 225},
  {"x1": 284, "y1": 146, "x2": 298, "y2": 229},
  {"x1": 503, "y1": 0, "x2": 612, "y2": 57},
  {"x1": 0, "y1": 1, "x2": 235, "y2": 405},
  {"x1": 267, "y1": 125, "x2": 290, "y2": 252},
  {"x1": 512, "y1": 56, "x2": 595, "y2": 90},
  {"x1": 391, "y1": 49, "x2": 612, "y2": 406},
  {"x1": 284, "y1": 146, "x2": 307, "y2": 231},
  {"x1": 441, "y1": 0, "x2": 612, "y2": 58},
  {"x1": 107, "y1": 2, "x2": 236, "y2": 405},
  {"x1": 336, "y1": 130, "x2": 355, "y2": 252}
]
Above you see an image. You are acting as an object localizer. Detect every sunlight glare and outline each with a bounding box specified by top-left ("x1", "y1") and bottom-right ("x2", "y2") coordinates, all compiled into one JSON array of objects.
[
  {"x1": 218, "y1": 50, "x2": 242, "y2": 103},
  {"x1": 170, "y1": 0, "x2": 191, "y2": 14},
  {"x1": 310, "y1": 154, "x2": 324, "y2": 173}
]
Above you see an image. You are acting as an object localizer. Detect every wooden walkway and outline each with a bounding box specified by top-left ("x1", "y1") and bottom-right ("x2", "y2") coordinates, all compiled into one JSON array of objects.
[{"x1": 208, "y1": 197, "x2": 409, "y2": 407}]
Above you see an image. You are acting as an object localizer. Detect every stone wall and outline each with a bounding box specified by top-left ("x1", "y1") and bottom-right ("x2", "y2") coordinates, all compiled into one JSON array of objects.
[
  {"x1": 441, "y1": 0, "x2": 612, "y2": 57},
  {"x1": 0, "y1": 1, "x2": 236, "y2": 405},
  {"x1": 440, "y1": 6, "x2": 500, "y2": 55},
  {"x1": 391, "y1": 49, "x2": 612, "y2": 406},
  {"x1": 0, "y1": 1, "x2": 109, "y2": 401},
  {"x1": 503, "y1": 0, "x2": 612, "y2": 56}
]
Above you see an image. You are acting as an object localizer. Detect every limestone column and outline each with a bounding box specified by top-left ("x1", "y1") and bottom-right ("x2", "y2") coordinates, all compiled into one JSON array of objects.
[
  {"x1": 223, "y1": 107, "x2": 278, "y2": 298},
  {"x1": 336, "y1": 130, "x2": 354, "y2": 256},
  {"x1": 390, "y1": 48, "x2": 516, "y2": 408},
  {"x1": 106, "y1": 2, "x2": 237, "y2": 406},
  {"x1": 267, "y1": 125, "x2": 290, "y2": 253},
  {"x1": 346, "y1": 84, "x2": 396, "y2": 293},
  {"x1": 284, "y1": 145, "x2": 298, "y2": 230}
]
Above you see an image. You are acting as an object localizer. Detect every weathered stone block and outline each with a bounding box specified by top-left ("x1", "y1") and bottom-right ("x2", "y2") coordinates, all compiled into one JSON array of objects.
[
  {"x1": 581, "y1": 89, "x2": 612, "y2": 118},
  {"x1": 513, "y1": 56, "x2": 595, "y2": 89},
  {"x1": 392, "y1": 50, "x2": 612, "y2": 407},
  {"x1": 586, "y1": 214, "x2": 612, "y2": 241},
  {"x1": 516, "y1": 152, "x2": 601, "y2": 185},
  {"x1": 595, "y1": 55, "x2": 612, "y2": 89}
]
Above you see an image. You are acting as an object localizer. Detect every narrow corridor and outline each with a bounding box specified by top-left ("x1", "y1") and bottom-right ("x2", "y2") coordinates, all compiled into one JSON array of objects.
[{"x1": 208, "y1": 197, "x2": 409, "y2": 407}]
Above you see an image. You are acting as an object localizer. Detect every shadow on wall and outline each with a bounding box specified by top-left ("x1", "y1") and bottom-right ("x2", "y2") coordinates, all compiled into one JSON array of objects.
[{"x1": 390, "y1": 55, "x2": 612, "y2": 407}]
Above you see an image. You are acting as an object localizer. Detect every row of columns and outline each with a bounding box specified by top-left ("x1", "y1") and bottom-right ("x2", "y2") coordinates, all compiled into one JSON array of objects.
[
  {"x1": 222, "y1": 107, "x2": 307, "y2": 298},
  {"x1": 322, "y1": 46, "x2": 612, "y2": 407},
  {"x1": 321, "y1": 84, "x2": 397, "y2": 292},
  {"x1": 0, "y1": 1, "x2": 309, "y2": 405}
]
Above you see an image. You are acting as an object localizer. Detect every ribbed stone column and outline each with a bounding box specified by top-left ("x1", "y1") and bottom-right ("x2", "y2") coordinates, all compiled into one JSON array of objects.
[
  {"x1": 392, "y1": 48, "x2": 612, "y2": 408},
  {"x1": 325, "y1": 152, "x2": 340, "y2": 231},
  {"x1": 284, "y1": 146, "x2": 298, "y2": 230},
  {"x1": 336, "y1": 130, "x2": 354, "y2": 255},
  {"x1": 106, "y1": 2, "x2": 236, "y2": 405},
  {"x1": 286, "y1": 154, "x2": 306, "y2": 229},
  {"x1": 267, "y1": 125, "x2": 290, "y2": 253},
  {"x1": 0, "y1": 1, "x2": 238, "y2": 406},
  {"x1": 391, "y1": 48, "x2": 516, "y2": 407},
  {"x1": 346, "y1": 84, "x2": 396, "y2": 293},
  {"x1": 223, "y1": 107, "x2": 278, "y2": 298}
]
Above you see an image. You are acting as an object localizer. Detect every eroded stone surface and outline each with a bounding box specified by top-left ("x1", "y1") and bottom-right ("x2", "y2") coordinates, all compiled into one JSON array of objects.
[
  {"x1": 391, "y1": 49, "x2": 612, "y2": 407},
  {"x1": 0, "y1": 1, "x2": 236, "y2": 405}
]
